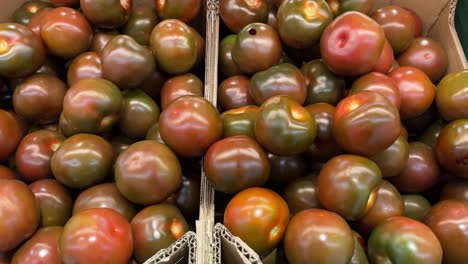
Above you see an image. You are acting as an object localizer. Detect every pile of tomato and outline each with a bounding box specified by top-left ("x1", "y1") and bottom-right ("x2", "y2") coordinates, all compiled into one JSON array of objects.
[{"x1": 0, "y1": 0, "x2": 467, "y2": 263}]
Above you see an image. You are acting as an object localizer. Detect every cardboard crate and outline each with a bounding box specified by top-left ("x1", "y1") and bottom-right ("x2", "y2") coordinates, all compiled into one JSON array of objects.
[{"x1": 205, "y1": 0, "x2": 468, "y2": 263}]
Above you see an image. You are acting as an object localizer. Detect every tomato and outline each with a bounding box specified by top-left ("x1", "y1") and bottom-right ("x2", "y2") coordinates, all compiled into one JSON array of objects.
[
  {"x1": 0, "y1": 23, "x2": 46, "y2": 78},
  {"x1": 284, "y1": 209, "x2": 354, "y2": 264},
  {"x1": 115, "y1": 140, "x2": 182, "y2": 205},
  {"x1": 159, "y1": 95, "x2": 222, "y2": 157},
  {"x1": 40, "y1": 7, "x2": 93, "y2": 59},
  {"x1": 389, "y1": 66, "x2": 435, "y2": 119},
  {"x1": 405, "y1": 7, "x2": 423, "y2": 37},
  {"x1": 221, "y1": 105, "x2": 258, "y2": 139},
  {"x1": 90, "y1": 30, "x2": 119, "y2": 53},
  {"x1": 51, "y1": 134, "x2": 113, "y2": 189},
  {"x1": 220, "y1": 0, "x2": 269, "y2": 33},
  {"x1": 368, "y1": 216, "x2": 442, "y2": 264},
  {"x1": 231, "y1": 23, "x2": 283, "y2": 74},
  {"x1": 218, "y1": 75, "x2": 255, "y2": 110},
  {"x1": 0, "y1": 109, "x2": 22, "y2": 161},
  {"x1": 155, "y1": 0, "x2": 201, "y2": 22},
  {"x1": 160, "y1": 73, "x2": 203, "y2": 110},
  {"x1": 420, "y1": 119, "x2": 446, "y2": 148},
  {"x1": 401, "y1": 194, "x2": 431, "y2": 221},
  {"x1": 60, "y1": 208, "x2": 133, "y2": 264},
  {"x1": 320, "y1": 12, "x2": 385, "y2": 76},
  {"x1": 67, "y1": 52, "x2": 103, "y2": 86},
  {"x1": 12, "y1": 0, "x2": 53, "y2": 26},
  {"x1": 389, "y1": 142, "x2": 440, "y2": 193},
  {"x1": 219, "y1": 34, "x2": 243, "y2": 78},
  {"x1": 267, "y1": 153, "x2": 307, "y2": 186},
  {"x1": 282, "y1": 175, "x2": 322, "y2": 215},
  {"x1": 73, "y1": 183, "x2": 136, "y2": 221},
  {"x1": 29, "y1": 179, "x2": 73, "y2": 227},
  {"x1": 372, "y1": 39, "x2": 394, "y2": 73},
  {"x1": 204, "y1": 135, "x2": 270, "y2": 194},
  {"x1": 350, "y1": 72, "x2": 401, "y2": 110},
  {"x1": 250, "y1": 63, "x2": 307, "y2": 105},
  {"x1": 369, "y1": 136, "x2": 409, "y2": 178},
  {"x1": 333, "y1": 91, "x2": 401, "y2": 156},
  {"x1": 326, "y1": 0, "x2": 373, "y2": 16},
  {"x1": 0, "y1": 180, "x2": 40, "y2": 252},
  {"x1": 11, "y1": 226, "x2": 63, "y2": 264},
  {"x1": 318, "y1": 154, "x2": 382, "y2": 220},
  {"x1": 436, "y1": 70, "x2": 468, "y2": 121},
  {"x1": 131, "y1": 204, "x2": 190, "y2": 263},
  {"x1": 80, "y1": 0, "x2": 132, "y2": 28},
  {"x1": 224, "y1": 187, "x2": 290, "y2": 256},
  {"x1": 371, "y1": 6, "x2": 415, "y2": 54},
  {"x1": 398, "y1": 37, "x2": 448, "y2": 82},
  {"x1": 277, "y1": 0, "x2": 333, "y2": 49},
  {"x1": 165, "y1": 176, "x2": 200, "y2": 220},
  {"x1": 0, "y1": 165, "x2": 15, "y2": 180},
  {"x1": 435, "y1": 119, "x2": 468, "y2": 179},
  {"x1": 440, "y1": 179, "x2": 468, "y2": 202},
  {"x1": 255, "y1": 95, "x2": 316, "y2": 156}
]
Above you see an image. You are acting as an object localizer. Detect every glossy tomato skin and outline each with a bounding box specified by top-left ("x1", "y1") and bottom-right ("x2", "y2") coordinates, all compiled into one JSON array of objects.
[
  {"x1": 232, "y1": 23, "x2": 283, "y2": 74},
  {"x1": 0, "y1": 179, "x2": 40, "y2": 252},
  {"x1": 119, "y1": 89, "x2": 160, "y2": 139},
  {"x1": 131, "y1": 204, "x2": 190, "y2": 263},
  {"x1": 440, "y1": 179, "x2": 468, "y2": 202},
  {"x1": 221, "y1": 105, "x2": 258, "y2": 138},
  {"x1": 372, "y1": 40, "x2": 394, "y2": 73},
  {"x1": 301, "y1": 59, "x2": 345, "y2": 105},
  {"x1": 405, "y1": 7, "x2": 423, "y2": 37},
  {"x1": 327, "y1": 0, "x2": 373, "y2": 16},
  {"x1": 12, "y1": 0, "x2": 53, "y2": 26},
  {"x1": 284, "y1": 209, "x2": 354, "y2": 264},
  {"x1": 51, "y1": 134, "x2": 113, "y2": 189},
  {"x1": 423, "y1": 200, "x2": 468, "y2": 264},
  {"x1": 219, "y1": 34, "x2": 243, "y2": 78},
  {"x1": 189, "y1": 26, "x2": 205, "y2": 67},
  {"x1": 224, "y1": 187, "x2": 290, "y2": 256},
  {"x1": 29, "y1": 179, "x2": 73, "y2": 227},
  {"x1": 333, "y1": 91, "x2": 401, "y2": 156},
  {"x1": 0, "y1": 23, "x2": 46, "y2": 78},
  {"x1": 436, "y1": 70, "x2": 468, "y2": 121},
  {"x1": 159, "y1": 95, "x2": 222, "y2": 157},
  {"x1": 277, "y1": 0, "x2": 333, "y2": 49},
  {"x1": 102, "y1": 35, "x2": 156, "y2": 89},
  {"x1": 398, "y1": 37, "x2": 448, "y2": 82},
  {"x1": 350, "y1": 71, "x2": 401, "y2": 109},
  {"x1": 349, "y1": 230, "x2": 369, "y2": 264},
  {"x1": 50, "y1": 0, "x2": 80, "y2": 7},
  {"x1": 80, "y1": 0, "x2": 132, "y2": 27},
  {"x1": 11, "y1": 226, "x2": 63, "y2": 264},
  {"x1": 371, "y1": 6, "x2": 415, "y2": 54},
  {"x1": 165, "y1": 176, "x2": 200, "y2": 220},
  {"x1": 318, "y1": 154, "x2": 382, "y2": 220},
  {"x1": 320, "y1": 12, "x2": 385, "y2": 76},
  {"x1": 62, "y1": 78, "x2": 123, "y2": 134},
  {"x1": 267, "y1": 153, "x2": 307, "y2": 187},
  {"x1": 150, "y1": 19, "x2": 197, "y2": 75},
  {"x1": 60, "y1": 208, "x2": 133, "y2": 264},
  {"x1": 368, "y1": 216, "x2": 442, "y2": 264},
  {"x1": 115, "y1": 140, "x2": 182, "y2": 205},
  {"x1": 13, "y1": 73, "x2": 67, "y2": 124},
  {"x1": 160, "y1": 73, "x2": 203, "y2": 110},
  {"x1": 282, "y1": 175, "x2": 322, "y2": 215},
  {"x1": 204, "y1": 135, "x2": 270, "y2": 194},
  {"x1": 122, "y1": 6, "x2": 159, "y2": 45},
  {"x1": 419, "y1": 119, "x2": 446, "y2": 148},
  {"x1": 436, "y1": 119, "x2": 468, "y2": 178},
  {"x1": 255, "y1": 95, "x2": 316, "y2": 156},
  {"x1": 220, "y1": 0, "x2": 269, "y2": 33},
  {"x1": 27, "y1": 7, "x2": 53, "y2": 36},
  {"x1": 0, "y1": 109, "x2": 22, "y2": 161},
  {"x1": 354, "y1": 180, "x2": 404, "y2": 235},
  {"x1": 155, "y1": 0, "x2": 201, "y2": 22},
  {"x1": 401, "y1": 194, "x2": 431, "y2": 221},
  {"x1": 67, "y1": 52, "x2": 103, "y2": 86},
  {"x1": 90, "y1": 30, "x2": 119, "y2": 53},
  {"x1": 15, "y1": 130, "x2": 65, "y2": 182},
  {"x1": 145, "y1": 122, "x2": 165, "y2": 143},
  {"x1": 40, "y1": 7, "x2": 93, "y2": 59},
  {"x1": 369, "y1": 136, "x2": 409, "y2": 178},
  {"x1": 390, "y1": 142, "x2": 440, "y2": 193},
  {"x1": 389, "y1": 66, "x2": 435, "y2": 119},
  {"x1": 305, "y1": 103, "x2": 342, "y2": 162},
  {"x1": 218, "y1": 75, "x2": 254, "y2": 110},
  {"x1": 250, "y1": 63, "x2": 307, "y2": 105},
  {"x1": 73, "y1": 183, "x2": 136, "y2": 221},
  {"x1": 0, "y1": 165, "x2": 15, "y2": 180}
]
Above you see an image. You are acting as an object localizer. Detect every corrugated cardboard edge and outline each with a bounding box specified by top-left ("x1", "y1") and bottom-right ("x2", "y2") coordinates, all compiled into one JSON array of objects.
[
  {"x1": 213, "y1": 223, "x2": 262, "y2": 264},
  {"x1": 144, "y1": 231, "x2": 197, "y2": 264},
  {"x1": 196, "y1": 0, "x2": 219, "y2": 263}
]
